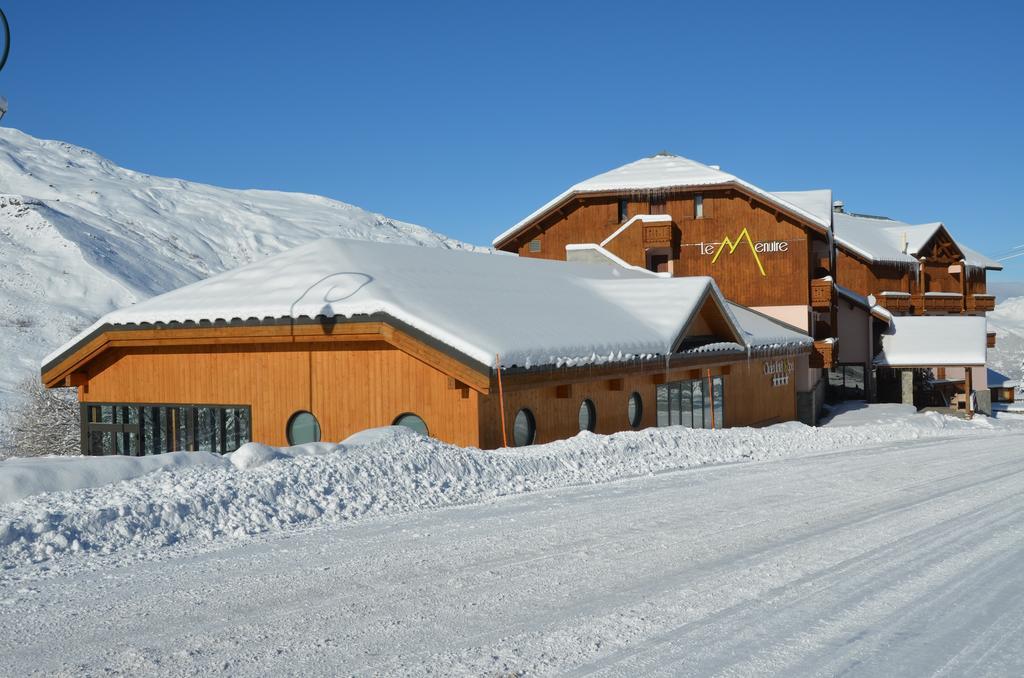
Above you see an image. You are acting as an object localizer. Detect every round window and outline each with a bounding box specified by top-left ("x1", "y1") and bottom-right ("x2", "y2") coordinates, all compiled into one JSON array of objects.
[
  {"x1": 286, "y1": 411, "x2": 320, "y2": 445},
  {"x1": 513, "y1": 408, "x2": 536, "y2": 447},
  {"x1": 578, "y1": 399, "x2": 596, "y2": 432},
  {"x1": 393, "y1": 412, "x2": 429, "y2": 436},
  {"x1": 628, "y1": 392, "x2": 643, "y2": 428}
]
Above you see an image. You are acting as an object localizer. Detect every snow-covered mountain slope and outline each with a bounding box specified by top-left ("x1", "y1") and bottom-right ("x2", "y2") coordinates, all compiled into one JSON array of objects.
[
  {"x1": 988, "y1": 296, "x2": 1024, "y2": 386},
  {"x1": 0, "y1": 127, "x2": 477, "y2": 419}
]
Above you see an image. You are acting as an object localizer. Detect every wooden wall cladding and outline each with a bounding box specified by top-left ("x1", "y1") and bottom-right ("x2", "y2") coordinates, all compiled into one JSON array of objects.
[
  {"x1": 836, "y1": 251, "x2": 912, "y2": 298},
  {"x1": 508, "y1": 189, "x2": 815, "y2": 307},
  {"x1": 476, "y1": 356, "x2": 797, "y2": 449},
  {"x1": 81, "y1": 342, "x2": 481, "y2": 447},
  {"x1": 836, "y1": 249, "x2": 991, "y2": 303}
]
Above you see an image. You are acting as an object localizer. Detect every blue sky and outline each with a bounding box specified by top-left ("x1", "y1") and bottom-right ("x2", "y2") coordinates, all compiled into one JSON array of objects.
[{"x1": 2, "y1": 1, "x2": 1022, "y2": 277}]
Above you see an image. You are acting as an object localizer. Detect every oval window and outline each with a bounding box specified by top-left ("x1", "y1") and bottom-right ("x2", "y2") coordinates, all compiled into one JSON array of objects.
[
  {"x1": 578, "y1": 398, "x2": 596, "y2": 432},
  {"x1": 513, "y1": 408, "x2": 536, "y2": 447},
  {"x1": 393, "y1": 412, "x2": 429, "y2": 436},
  {"x1": 286, "y1": 411, "x2": 320, "y2": 445},
  {"x1": 628, "y1": 392, "x2": 643, "y2": 428}
]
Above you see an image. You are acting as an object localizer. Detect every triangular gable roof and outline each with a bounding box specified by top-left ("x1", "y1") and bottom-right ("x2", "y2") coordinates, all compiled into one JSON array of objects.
[
  {"x1": 493, "y1": 154, "x2": 832, "y2": 247},
  {"x1": 833, "y1": 211, "x2": 1002, "y2": 270},
  {"x1": 44, "y1": 238, "x2": 749, "y2": 375}
]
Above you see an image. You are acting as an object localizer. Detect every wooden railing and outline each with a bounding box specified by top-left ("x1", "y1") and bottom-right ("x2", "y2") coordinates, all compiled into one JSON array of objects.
[
  {"x1": 810, "y1": 278, "x2": 834, "y2": 310},
  {"x1": 968, "y1": 294, "x2": 996, "y2": 313},
  {"x1": 910, "y1": 293, "x2": 963, "y2": 314},
  {"x1": 876, "y1": 292, "x2": 911, "y2": 315},
  {"x1": 809, "y1": 339, "x2": 836, "y2": 369},
  {"x1": 642, "y1": 224, "x2": 673, "y2": 247}
]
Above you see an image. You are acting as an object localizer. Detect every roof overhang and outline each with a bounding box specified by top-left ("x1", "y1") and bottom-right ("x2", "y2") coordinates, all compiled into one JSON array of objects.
[
  {"x1": 494, "y1": 179, "x2": 831, "y2": 249},
  {"x1": 41, "y1": 314, "x2": 495, "y2": 395}
]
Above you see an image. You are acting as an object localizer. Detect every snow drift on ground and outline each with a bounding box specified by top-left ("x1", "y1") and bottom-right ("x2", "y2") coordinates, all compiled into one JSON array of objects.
[
  {"x1": 1, "y1": 406, "x2": 1020, "y2": 570},
  {"x1": 0, "y1": 127, "x2": 477, "y2": 427},
  {"x1": 987, "y1": 295, "x2": 1024, "y2": 388}
]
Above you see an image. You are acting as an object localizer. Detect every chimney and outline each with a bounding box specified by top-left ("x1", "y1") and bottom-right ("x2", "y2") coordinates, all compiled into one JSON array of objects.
[{"x1": 832, "y1": 200, "x2": 845, "y2": 213}]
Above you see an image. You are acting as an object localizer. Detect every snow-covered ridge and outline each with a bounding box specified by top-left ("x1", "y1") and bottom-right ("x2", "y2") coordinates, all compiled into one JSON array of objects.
[
  {"x1": 44, "y1": 238, "x2": 754, "y2": 372},
  {"x1": 1, "y1": 406, "x2": 1019, "y2": 571},
  {"x1": 0, "y1": 127, "x2": 479, "y2": 418}
]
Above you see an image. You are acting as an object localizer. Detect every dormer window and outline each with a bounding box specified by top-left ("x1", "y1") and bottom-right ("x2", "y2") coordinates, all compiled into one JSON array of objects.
[
  {"x1": 694, "y1": 194, "x2": 704, "y2": 218},
  {"x1": 618, "y1": 199, "x2": 628, "y2": 223}
]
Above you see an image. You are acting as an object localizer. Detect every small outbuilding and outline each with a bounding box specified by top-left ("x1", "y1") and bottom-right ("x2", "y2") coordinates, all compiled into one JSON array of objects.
[{"x1": 42, "y1": 239, "x2": 811, "y2": 454}]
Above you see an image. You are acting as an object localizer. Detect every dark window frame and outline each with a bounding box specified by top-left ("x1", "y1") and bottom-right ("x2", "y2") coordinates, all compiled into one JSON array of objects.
[
  {"x1": 513, "y1": 408, "x2": 536, "y2": 447},
  {"x1": 578, "y1": 398, "x2": 597, "y2": 432},
  {"x1": 393, "y1": 412, "x2": 429, "y2": 436},
  {"x1": 286, "y1": 410, "x2": 321, "y2": 445},
  {"x1": 655, "y1": 376, "x2": 725, "y2": 429},
  {"x1": 628, "y1": 392, "x2": 643, "y2": 428},
  {"x1": 80, "y1": 402, "x2": 252, "y2": 456}
]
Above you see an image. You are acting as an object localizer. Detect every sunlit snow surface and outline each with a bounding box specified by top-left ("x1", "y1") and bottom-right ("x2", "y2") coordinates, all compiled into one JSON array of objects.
[
  {"x1": 1, "y1": 404, "x2": 1020, "y2": 569},
  {"x1": 1, "y1": 407, "x2": 1024, "y2": 675}
]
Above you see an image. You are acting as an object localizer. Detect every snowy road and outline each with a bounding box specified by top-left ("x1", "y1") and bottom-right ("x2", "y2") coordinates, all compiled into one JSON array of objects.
[{"x1": 3, "y1": 432, "x2": 1024, "y2": 676}]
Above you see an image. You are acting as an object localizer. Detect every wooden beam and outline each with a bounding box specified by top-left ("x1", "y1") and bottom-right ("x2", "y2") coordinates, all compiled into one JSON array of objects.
[
  {"x1": 555, "y1": 384, "x2": 573, "y2": 399},
  {"x1": 607, "y1": 378, "x2": 624, "y2": 391},
  {"x1": 965, "y1": 367, "x2": 974, "y2": 419},
  {"x1": 66, "y1": 372, "x2": 88, "y2": 387}
]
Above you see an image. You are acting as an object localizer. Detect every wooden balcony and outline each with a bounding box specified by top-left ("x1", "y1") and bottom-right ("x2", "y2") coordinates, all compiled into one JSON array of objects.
[
  {"x1": 810, "y1": 278, "x2": 834, "y2": 310},
  {"x1": 809, "y1": 339, "x2": 836, "y2": 369},
  {"x1": 988, "y1": 331, "x2": 997, "y2": 349},
  {"x1": 911, "y1": 292, "x2": 963, "y2": 314},
  {"x1": 968, "y1": 294, "x2": 996, "y2": 313},
  {"x1": 642, "y1": 224, "x2": 674, "y2": 248},
  {"x1": 876, "y1": 292, "x2": 911, "y2": 314}
]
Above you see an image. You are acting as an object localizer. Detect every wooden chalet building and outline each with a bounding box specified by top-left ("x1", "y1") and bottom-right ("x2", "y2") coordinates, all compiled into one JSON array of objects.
[
  {"x1": 42, "y1": 238, "x2": 811, "y2": 455},
  {"x1": 493, "y1": 153, "x2": 1003, "y2": 419}
]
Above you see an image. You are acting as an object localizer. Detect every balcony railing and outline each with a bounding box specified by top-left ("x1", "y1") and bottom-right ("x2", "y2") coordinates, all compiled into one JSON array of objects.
[
  {"x1": 642, "y1": 224, "x2": 674, "y2": 248},
  {"x1": 968, "y1": 294, "x2": 996, "y2": 313},
  {"x1": 911, "y1": 292, "x2": 963, "y2": 314},
  {"x1": 809, "y1": 339, "x2": 836, "y2": 369},
  {"x1": 810, "y1": 278, "x2": 834, "y2": 310},
  {"x1": 876, "y1": 291, "x2": 911, "y2": 314}
]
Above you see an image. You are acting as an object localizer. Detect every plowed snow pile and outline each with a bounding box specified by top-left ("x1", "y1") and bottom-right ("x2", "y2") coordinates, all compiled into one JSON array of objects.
[{"x1": 0, "y1": 406, "x2": 1019, "y2": 569}]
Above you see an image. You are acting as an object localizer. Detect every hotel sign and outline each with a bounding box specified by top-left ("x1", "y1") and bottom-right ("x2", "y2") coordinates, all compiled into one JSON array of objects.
[
  {"x1": 693, "y1": 228, "x2": 790, "y2": 277},
  {"x1": 764, "y1": 358, "x2": 794, "y2": 387}
]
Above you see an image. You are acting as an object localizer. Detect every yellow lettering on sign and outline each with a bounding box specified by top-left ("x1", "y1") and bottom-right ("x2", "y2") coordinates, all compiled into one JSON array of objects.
[{"x1": 710, "y1": 227, "x2": 767, "y2": 277}]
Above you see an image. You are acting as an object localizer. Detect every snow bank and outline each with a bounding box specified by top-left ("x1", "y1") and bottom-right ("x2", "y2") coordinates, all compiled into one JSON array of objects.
[
  {"x1": 0, "y1": 412, "x2": 1018, "y2": 568},
  {"x1": 0, "y1": 452, "x2": 230, "y2": 504}
]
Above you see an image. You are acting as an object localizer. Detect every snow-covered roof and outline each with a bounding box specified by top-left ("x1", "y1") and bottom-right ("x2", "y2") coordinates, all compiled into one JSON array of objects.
[
  {"x1": 46, "y1": 238, "x2": 765, "y2": 373},
  {"x1": 494, "y1": 154, "x2": 832, "y2": 246},
  {"x1": 770, "y1": 190, "x2": 834, "y2": 226},
  {"x1": 727, "y1": 304, "x2": 813, "y2": 350},
  {"x1": 874, "y1": 315, "x2": 988, "y2": 367},
  {"x1": 833, "y1": 212, "x2": 1002, "y2": 270},
  {"x1": 987, "y1": 368, "x2": 1019, "y2": 389}
]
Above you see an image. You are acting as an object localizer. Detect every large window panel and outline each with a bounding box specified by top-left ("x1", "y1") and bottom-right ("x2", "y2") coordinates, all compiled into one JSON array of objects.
[
  {"x1": 691, "y1": 379, "x2": 704, "y2": 429},
  {"x1": 656, "y1": 385, "x2": 669, "y2": 427},
  {"x1": 679, "y1": 382, "x2": 693, "y2": 428},
  {"x1": 82, "y1": 403, "x2": 251, "y2": 456},
  {"x1": 653, "y1": 376, "x2": 726, "y2": 430},
  {"x1": 712, "y1": 376, "x2": 725, "y2": 428}
]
